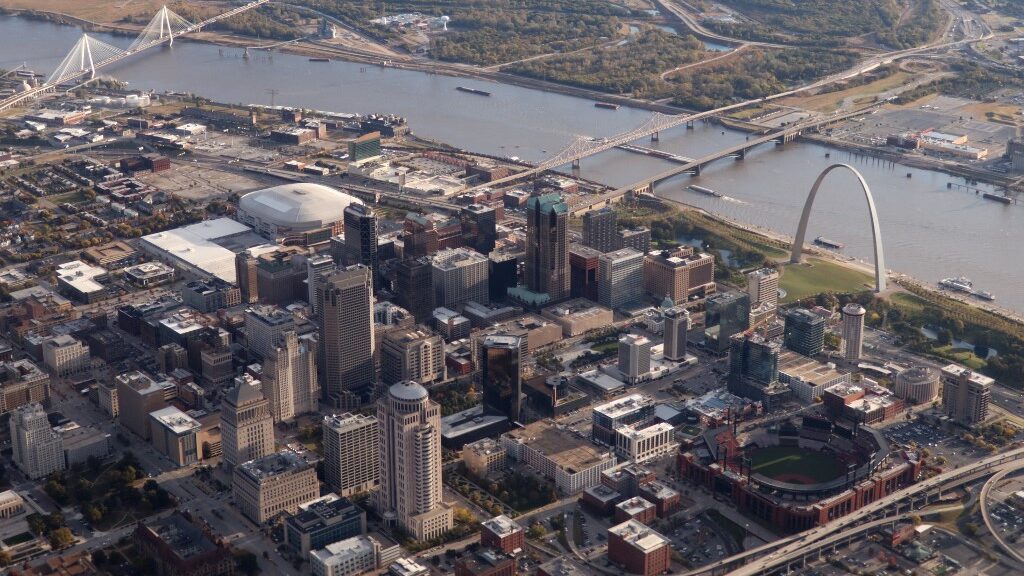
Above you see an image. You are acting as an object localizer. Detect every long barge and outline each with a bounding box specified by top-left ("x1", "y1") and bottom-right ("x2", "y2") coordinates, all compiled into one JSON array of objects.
[{"x1": 456, "y1": 86, "x2": 491, "y2": 97}]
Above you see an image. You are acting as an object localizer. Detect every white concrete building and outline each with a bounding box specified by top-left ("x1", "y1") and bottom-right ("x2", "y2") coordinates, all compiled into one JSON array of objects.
[
  {"x1": 323, "y1": 413, "x2": 379, "y2": 497},
  {"x1": 310, "y1": 536, "x2": 381, "y2": 576},
  {"x1": 41, "y1": 334, "x2": 90, "y2": 377},
  {"x1": 614, "y1": 422, "x2": 677, "y2": 464},
  {"x1": 10, "y1": 403, "x2": 64, "y2": 479}
]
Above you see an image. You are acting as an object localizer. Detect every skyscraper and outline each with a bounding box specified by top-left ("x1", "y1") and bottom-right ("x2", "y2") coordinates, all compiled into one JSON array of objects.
[
  {"x1": 221, "y1": 375, "x2": 275, "y2": 468},
  {"x1": 598, "y1": 248, "x2": 644, "y2": 310},
  {"x1": 10, "y1": 403, "x2": 64, "y2": 479},
  {"x1": 783, "y1": 308, "x2": 825, "y2": 357},
  {"x1": 525, "y1": 193, "x2": 569, "y2": 302},
  {"x1": 376, "y1": 381, "x2": 452, "y2": 541},
  {"x1": 582, "y1": 207, "x2": 618, "y2": 253},
  {"x1": 344, "y1": 204, "x2": 379, "y2": 289},
  {"x1": 663, "y1": 306, "x2": 690, "y2": 362},
  {"x1": 704, "y1": 292, "x2": 751, "y2": 354},
  {"x1": 481, "y1": 335, "x2": 523, "y2": 423},
  {"x1": 381, "y1": 328, "x2": 446, "y2": 386},
  {"x1": 431, "y1": 248, "x2": 490, "y2": 311},
  {"x1": 306, "y1": 254, "x2": 336, "y2": 316},
  {"x1": 727, "y1": 332, "x2": 789, "y2": 410},
  {"x1": 618, "y1": 334, "x2": 652, "y2": 384},
  {"x1": 262, "y1": 331, "x2": 319, "y2": 421},
  {"x1": 320, "y1": 265, "x2": 375, "y2": 405},
  {"x1": 395, "y1": 257, "x2": 434, "y2": 323},
  {"x1": 460, "y1": 204, "x2": 497, "y2": 255},
  {"x1": 841, "y1": 303, "x2": 866, "y2": 361},
  {"x1": 245, "y1": 305, "x2": 295, "y2": 358},
  {"x1": 323, "y1": 413, "x2": 379, "y2": 497},
  {"x1": 746, "y1": 268, "x2": 780, "y2": 307},
  {"x1": 940, "y1": 364, "x2": 992, "y2": 426}
]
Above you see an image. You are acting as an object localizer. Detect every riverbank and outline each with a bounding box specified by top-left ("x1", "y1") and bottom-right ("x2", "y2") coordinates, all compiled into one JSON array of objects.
[{"x1": 654, "y1": 194, "x2": 1024, "y2": 326}]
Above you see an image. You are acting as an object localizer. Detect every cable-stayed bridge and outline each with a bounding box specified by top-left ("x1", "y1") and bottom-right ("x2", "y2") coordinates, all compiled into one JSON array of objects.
[{"x1": 0, "y1": 0, "x2": 270, "y2": 111}]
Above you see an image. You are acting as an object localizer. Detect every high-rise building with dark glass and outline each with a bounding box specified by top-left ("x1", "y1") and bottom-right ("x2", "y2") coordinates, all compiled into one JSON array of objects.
[
  {"x1": 663, "y1": 306, "x2": 691, "y2": 361},
  {"x1": 319, "y1": 265, "x2": 374, "y2": 406},
  {"x1": 395, "y1": 257, "x2": 433, "y2": 323},
  {"x1": 704, "y1": 292, "x2": 751, "y2": 354},
  {"x1": 783, "y1": 308, "x2": 825, "y2": 357},
  {"x1": 481, "y1": 335, "x2": 523, "y2": 423},
  {"x1": 343, "y1": 204, "x2": 379, "y2": 289},
  {"x1": 525, "y1": 193, "x2": 569, "y2": 302},
  {"x1": 460, "y1": 204, "x2": 497, "y2": 255}
]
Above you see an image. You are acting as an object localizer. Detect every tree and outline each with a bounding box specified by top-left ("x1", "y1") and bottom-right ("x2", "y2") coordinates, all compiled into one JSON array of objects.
[
  {"x1": 937, "y1": 329, "x2": 953, "y2": 345},
  {"x1": 527, "y1": 522, "x2": 547, "y2": 539},
  {"x1": 235, "y1": 550, "x2": 260, "y2": 576},
  {"x1": 49, "y1": 527, "x2": 75, "y2": 549},
  {"x1": 27, "y1": 513, "x2": 47, "y2": 535},
  {"x1": 0, "y1": 550, "x2": 11, "y2": 566}
]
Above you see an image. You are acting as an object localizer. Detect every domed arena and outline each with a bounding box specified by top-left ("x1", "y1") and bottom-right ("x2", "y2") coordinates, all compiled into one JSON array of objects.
[{"x1": 236, "y1": 183, "x2": 363, "y2": 246}]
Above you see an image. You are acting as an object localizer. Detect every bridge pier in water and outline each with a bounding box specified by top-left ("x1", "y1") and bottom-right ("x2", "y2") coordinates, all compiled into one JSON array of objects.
[{"x1": 651, "y1": 130, "x2": 659, "y2": 142}]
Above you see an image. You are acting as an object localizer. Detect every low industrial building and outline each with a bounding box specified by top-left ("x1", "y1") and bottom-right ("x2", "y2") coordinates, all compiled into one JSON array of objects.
[
  {"x1": 140, "y1": 217, "x2": 264, "y2": 283},
  {"x1": 123, "y1": 262, "x2": 176, "y2": 288},
  {"x1": 55, "y1": 260, "x2": 108, "y2": 303}
]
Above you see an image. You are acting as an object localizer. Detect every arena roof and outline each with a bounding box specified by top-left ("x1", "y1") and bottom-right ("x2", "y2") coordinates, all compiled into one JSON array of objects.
[{"x1": 238, "y1": 183, "x2": 362, "y2": 230}]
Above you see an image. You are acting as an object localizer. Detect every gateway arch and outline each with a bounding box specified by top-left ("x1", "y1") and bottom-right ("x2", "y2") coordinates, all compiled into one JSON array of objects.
[{"x1": 790, "y1": 164, "x2": 886, "y2": 292}]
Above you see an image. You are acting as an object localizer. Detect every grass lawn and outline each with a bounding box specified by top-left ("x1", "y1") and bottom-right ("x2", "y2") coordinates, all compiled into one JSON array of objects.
[
  {"x1": 591, "y1": 340, "x2": 619, "y2": 354},
  {"x1": 931, "y1": 345, "x2": 987, "y2": 370},
  {"x1": 3, "y1": 531, "x2": 34, "y2": 546},
  {"x1": 890, "y1": 291, "x2": 930, "y2": 314},
  {"x1": 48, "y1": 190, "x2": 88, "y2": 204},
  {"x1": 779, "y1": 258, "x2": 874, "y2": 303},
  {"x1": 748, "y1": 446, "x2": 845, "y2": 483}
]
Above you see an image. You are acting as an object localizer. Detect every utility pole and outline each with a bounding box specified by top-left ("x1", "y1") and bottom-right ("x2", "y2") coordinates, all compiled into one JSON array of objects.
[{"x1": 265, "y1": 88, "x2": 279, "y2": 107}]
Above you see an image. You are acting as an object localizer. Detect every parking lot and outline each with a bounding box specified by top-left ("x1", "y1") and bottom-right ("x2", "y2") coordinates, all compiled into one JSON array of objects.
[
  {"x1": 668, "y1": 515, "x2": 732, "y2": 568},
  {"x1": 882, "y1": 421, "x2": 949, "y2": 447}
]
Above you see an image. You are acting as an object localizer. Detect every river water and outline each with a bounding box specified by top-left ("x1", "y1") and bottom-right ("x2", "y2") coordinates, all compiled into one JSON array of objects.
[{"x1": 2, "y1": 15, "x2": 1022, "y2": 312}]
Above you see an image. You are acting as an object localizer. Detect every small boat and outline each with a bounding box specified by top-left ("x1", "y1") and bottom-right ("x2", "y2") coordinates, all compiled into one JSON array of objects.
[
  {"x1": 939, "y1": 276, "x2": 973, "y2": 293},
  {"x1": 975, "y1": 291, "x2": 995, "y2": 301},
  {"x1": 456, "y1": 86, "x2": 491, "y2": 96},
  {"x1": 814, "y1": 236, "x2": 844, "y2": 250},
  {"x1": 595, "y1": 102, "x2": 620, "y2": 110},
  {"x1": 982, "y1": 193, "x2": 1012, "y2": 204},
  {"x1": 688, "y1": 185, "x2": 722, "y2": 198},
  {"x1": 308, "y1": 57, "x2": 330, "y2": 62}
]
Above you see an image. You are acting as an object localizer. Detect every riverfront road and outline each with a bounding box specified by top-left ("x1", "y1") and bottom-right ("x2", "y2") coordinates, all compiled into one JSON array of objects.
[{"x1": 681, "y1": 446, "x2": 1024, "y2": 575}]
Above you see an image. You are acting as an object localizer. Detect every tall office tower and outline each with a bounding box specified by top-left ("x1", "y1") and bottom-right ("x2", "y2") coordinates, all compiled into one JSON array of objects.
[
  {"x1": 746, "y1": 268, "x2": 780, "y2": 307},
  {"x1": 597, "y1": 248, "x2": 644, "y2": 310},
  {"x1": 323, "y1": 413, "x2": 380, "y2": 496},
  {"x1": 10, "y1": 403, "x2": 64, "y2": 479},
  {"x1": 841, "y1": 303, "x2": 866, "y2": 361},
  {"x1": 431, "y1": 248, "x2": 490, "y2": 311},
  {"x1": 395, "y1": 257, "x2": 434, "y2": 322},
  {"x1": 617, "y1": 227, "x2": 651, "y2": 255},
  {"x1": 344, "y1": 204, "x2": 380, "y2": 289},
  {"x1": 381, "y1": 328, "x2": 446, "y2": 386},
  {"x1": 262, "y1": 331, "x2": 319, "y2": 422},
  {"x1": 727, "y1": 332, "x2": 789, "y2": 410},
  {"x1": 460, "y1": 204, "x2": 497, "y2": 255},
  {"x1": 235, "y1": 249, "x2": 260, "y2": 304},
  {"x1": 488, "y1": 253, "x2": 519, "y2": 302},
  {"x1": 320, "y1": 265, "x2": 375, "y2": 404},
  {"x1": 375, "y1": 381, "x2": 452, "y2": 541},
  {"x1": 618, "y1": 334, "x2": 652, "y2": 384},
  {"x1": 569, "y1": 244, "x2": 601, "y2": 301},
  {"x1": 941, "y1": 364, "x2": 993, "y2": 426},
  {"x1": 663, "y1": 306, "x2": 691, "y2": 362},
  {"x1": 404, "y1": 213, "x2": 440, "y2": 258},
  {"x1": 306, "y1": 254, "x2": 336, "y2": 315},
  {"x1": 245, "y1": 305, "x2": 295, "y2": 358},
  {"x1": 116, "y1": 371, "x2": 170, "y2": 440},
  {"x1": 783, "y1": 308, "x2": 825, "y2": 357},
  {"x1": 525, "y1": 193, "x2": 569, "y2": 302},
  {"x1": 704, "y1": 292, "x2": 751, "y2": 354},
  {"x1": 221, "y1": 375, "x2": 275, "y2": 468},
  {"x1": 480, "y1": 335, "x2": 523, "y2": 422},
  {"x1": 582, "y1": 207, "x2": 618, "y2": 253}
]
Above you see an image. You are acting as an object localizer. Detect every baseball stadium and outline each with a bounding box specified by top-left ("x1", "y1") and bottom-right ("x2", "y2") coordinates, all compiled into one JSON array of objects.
[{"x1": 678, "y1": 416, "x2": 923, "y2": 533}]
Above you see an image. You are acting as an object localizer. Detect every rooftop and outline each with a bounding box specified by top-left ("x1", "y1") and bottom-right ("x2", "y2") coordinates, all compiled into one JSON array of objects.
[
  {"x1": 941, "y1": 363, "x2": 994, "y2": 386},
  {"x1": 150, "y1": 406, "x2": 201, "y2": 435},
  {"x1": 141, "y1": 513, "x2": 216, "y2": 560},
  {"x1": 778, "y1": 351, "x2": 847, "y2": 386},
  {"x1": 593, "y1": 394, "x2": 654, "y2": 420},
  {"x1": 240, "y1": 183, "x2": 362, "y2": 229},
  {"x1": 481, "y1": 515, "x2": 522, "y2": 537},
  {"x1": 505, "y1": 419, "x2": 614, "y2": 474},
  {"x1": 608, "y1": 520, "x2": 669, "y2": 552},
  {"x1": 140, "y1": 217, "x2": 254, "y2": 283},
  {"x1": 237, "y1": 451, "x2": 311, "y2": 481},
  {"x1": 617, "y1": 497, "x2": 655, "y2": 516},
  {"x1": 55, "y1": 260, "x2": 106, "y2": 294}
]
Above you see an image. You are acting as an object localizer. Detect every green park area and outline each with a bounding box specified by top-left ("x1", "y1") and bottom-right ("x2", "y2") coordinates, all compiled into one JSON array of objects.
[{"x1": 779, "y1": 258, "x2": 873, "y2": 304}]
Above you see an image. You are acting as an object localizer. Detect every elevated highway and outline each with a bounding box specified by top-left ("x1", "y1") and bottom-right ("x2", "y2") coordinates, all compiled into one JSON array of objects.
[{"x1": 681, "y1": 446, "x2": 1024, "y2": 575}]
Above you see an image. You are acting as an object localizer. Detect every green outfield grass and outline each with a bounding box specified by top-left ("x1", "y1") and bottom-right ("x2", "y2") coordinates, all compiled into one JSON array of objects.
[
  {"x1": 748, "y1": 446, "x2": 846, "y2": 483},
  {"x1": 779, "y1": 258, "x2": 874, "y2": 303}
]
